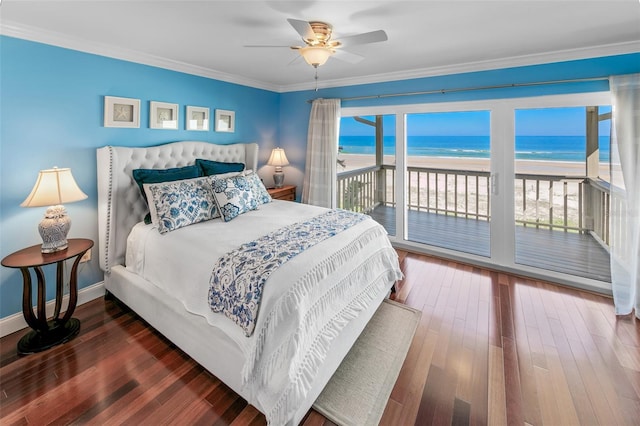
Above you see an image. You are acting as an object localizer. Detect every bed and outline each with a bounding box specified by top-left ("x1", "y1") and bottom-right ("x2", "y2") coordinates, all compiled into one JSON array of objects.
[{"x1": 96, "y1": 140, "x2": 402, "y2": 425}]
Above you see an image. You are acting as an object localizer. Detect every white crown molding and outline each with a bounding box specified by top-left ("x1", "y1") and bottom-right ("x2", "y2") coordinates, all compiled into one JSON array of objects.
[
  {"x1": 0, "y1": 21, "x2": 282, "y2": 93},
  {"x1": 2, "y1": 20, "x2": 638, "y2": 94},
  {"x1": 0, "y1": 281, "x2": 105, "y2": 338},
  {"x1": 282, "y1": 40, "x2": 640, "y2": 93}
]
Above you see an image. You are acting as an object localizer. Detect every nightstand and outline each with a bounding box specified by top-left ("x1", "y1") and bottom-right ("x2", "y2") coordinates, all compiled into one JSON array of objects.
[
  {"x1": 268, "y1": 185, "x2": 296, "y2": 201},
  {"x1": 1, "y1": 238, "x2": 93, "y2": 355}
]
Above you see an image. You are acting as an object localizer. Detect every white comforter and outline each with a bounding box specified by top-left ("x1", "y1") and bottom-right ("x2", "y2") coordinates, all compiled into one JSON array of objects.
[{"x1": 125, "y1": 200, "x2": 402, "y2": 424}]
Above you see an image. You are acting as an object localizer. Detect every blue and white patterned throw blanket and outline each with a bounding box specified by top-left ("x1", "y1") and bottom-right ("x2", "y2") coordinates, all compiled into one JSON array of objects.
[{"x1": 208, "y1": 209, "x2": 367, "y2": 336}]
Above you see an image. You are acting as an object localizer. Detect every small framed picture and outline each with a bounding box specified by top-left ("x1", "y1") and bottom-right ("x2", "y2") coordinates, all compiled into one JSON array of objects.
[
  {"x1": 104, "y1": 96, "x2": 140, "y2": 128},
  {"x1": 186, "y1": 106, "x2": 210, "y2": 131},
  {"x1": 215, "y1": 109, "x2": 235, "y2": 132},
  {"x1": 150, "y1": 101, "x2": 178, "y2": 129}
]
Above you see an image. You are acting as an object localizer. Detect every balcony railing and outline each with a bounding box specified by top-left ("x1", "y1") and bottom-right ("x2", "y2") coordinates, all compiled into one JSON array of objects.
[
  {"x1": 584, "y1": 178, "x2": 610, "y2": 246},
  {"x1": 336, "y1": 166, "x2": 380, "y2": 213},
  {"x1": 337, "y1": 165, "x2": 611, "y2": 246}
]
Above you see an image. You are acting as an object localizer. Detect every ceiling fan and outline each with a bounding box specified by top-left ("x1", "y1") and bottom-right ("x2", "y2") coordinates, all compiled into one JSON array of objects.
[{"x1": 247, "y1": 18, "x2": 388, "y2": 68}]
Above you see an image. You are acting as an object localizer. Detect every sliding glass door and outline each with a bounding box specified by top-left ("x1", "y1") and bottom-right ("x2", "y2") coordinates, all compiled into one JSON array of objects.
[
  {"x1": 513, "y1": 106, "x2": 612, "y2": 281},
  {"x1": 339, "y1": 92, "x2": 612, "y2": 287},
  {"x1": 337, "y1": 115, "x2": 396, "y2": 236},
  {"x1": 404, "y1": 111, "x2": 491, "y2": 257}
]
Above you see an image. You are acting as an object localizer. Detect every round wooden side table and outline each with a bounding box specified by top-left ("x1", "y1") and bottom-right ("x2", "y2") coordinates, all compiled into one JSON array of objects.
[{"x1": 1, "y1": 238, "x2": 93, "y2": 355}]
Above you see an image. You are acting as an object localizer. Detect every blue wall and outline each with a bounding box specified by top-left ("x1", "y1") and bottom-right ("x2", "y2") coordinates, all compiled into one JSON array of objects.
[
  {"x1": 0, "y1": 36, "x2": 280, "y2": 318},
  {"x1": 1, "y1": 34, "x2": 638, "y2": 320}
]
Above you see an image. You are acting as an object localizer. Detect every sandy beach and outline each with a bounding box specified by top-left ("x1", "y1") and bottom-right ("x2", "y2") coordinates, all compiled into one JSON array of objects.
[{"x1": 338, "y1": 153, "x2": 608, "y2": 176}]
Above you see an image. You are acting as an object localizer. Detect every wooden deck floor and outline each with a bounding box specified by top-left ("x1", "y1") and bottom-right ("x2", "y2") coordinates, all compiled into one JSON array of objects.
[{"x1": 369, "y1": 205, "x2": 611, "y2": 283}]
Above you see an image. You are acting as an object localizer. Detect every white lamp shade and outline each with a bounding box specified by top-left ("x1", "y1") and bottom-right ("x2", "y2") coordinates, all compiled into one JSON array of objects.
[
  {"x1": 21, "y1": 167, "x2": 88, "y2": 208},
  {"x1": 267, "y1": 148, "x2": 290, "y2": 167},
  {"x1": 299, "y1": 46, "x2": 334, "y2": 66}
]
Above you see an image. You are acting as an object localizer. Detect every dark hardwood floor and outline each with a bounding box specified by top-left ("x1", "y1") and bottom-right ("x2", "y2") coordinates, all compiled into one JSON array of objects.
[{"x1": 1, "y1": 250, "x2": 638, "y2": 425}]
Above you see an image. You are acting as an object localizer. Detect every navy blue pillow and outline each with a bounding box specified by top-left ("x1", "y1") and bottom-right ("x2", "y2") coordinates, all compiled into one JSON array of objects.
[
  {"x1": 196, "y1": 159, "x2": 245, "y2": 176},
  {"x1": 132, "y1": 165, "x2": 202, "y2": 223},
  {"x1": 132, "y1": 165, "x2": 202, "y2": 202}
]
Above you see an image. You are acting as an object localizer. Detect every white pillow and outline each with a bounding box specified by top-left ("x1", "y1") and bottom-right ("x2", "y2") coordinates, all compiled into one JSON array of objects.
[
  {"x1": 210, "y1": 174, "x2": 259, "y2": 222},
  {"x1": 144, "y1": 176, "x2": 219, "y2": 234},
  {"x1": 243, "y1": 171, "x2": 272, "y2": 205}
]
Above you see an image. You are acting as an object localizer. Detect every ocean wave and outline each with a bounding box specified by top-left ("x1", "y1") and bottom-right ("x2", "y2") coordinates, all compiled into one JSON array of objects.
[
  {"x1": 517, "y1": 151, "x2": 554, "y2": 154},
  {"x1": 339, "y1": 135, "x2": 609, "y2": 162}
]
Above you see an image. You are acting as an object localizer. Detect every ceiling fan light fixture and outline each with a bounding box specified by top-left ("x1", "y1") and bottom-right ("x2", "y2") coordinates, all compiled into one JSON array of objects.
[{"x1": 299, "y1": 46, "x2": 334, "y2": 67}]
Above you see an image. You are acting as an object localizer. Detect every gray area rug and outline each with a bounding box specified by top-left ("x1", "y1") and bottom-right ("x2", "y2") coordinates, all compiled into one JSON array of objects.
[{"x1": 313, "y1": 299, "x2": 421, "y2": 426}]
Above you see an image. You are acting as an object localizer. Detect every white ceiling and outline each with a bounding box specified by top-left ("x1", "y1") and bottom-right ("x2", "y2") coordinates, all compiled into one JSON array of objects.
[{"x1": 1, "y1": 1, "x2": 639, "y2": 92}]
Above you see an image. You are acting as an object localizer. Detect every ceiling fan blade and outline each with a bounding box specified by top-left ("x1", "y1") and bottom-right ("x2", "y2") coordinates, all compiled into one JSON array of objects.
[
  {"x1": 244, "y1": 45, "x2": 294, "y2": 48},
  {"x1": 333, "y1": 49, "x2": 364, "y2": 64},
  {"x1": 287, "y1": 54, "x2": 303, "y2": 66},
  {"x1": 336, "y1": 30, "x2": 388, "y2": 47},
  {"x1": 287, "y1": 18, "x2": 316, "y2": 41}
]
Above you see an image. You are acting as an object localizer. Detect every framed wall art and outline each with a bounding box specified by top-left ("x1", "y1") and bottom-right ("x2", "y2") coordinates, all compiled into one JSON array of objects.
[
  {"x1": 150, "y1": 101, "x2": 178, "y2": 129},
  {"x1": 215, "y1": 109, "x2": 235, "y2": 133},
  {"x1": 186, "y1": 106, "x2": 210, "y2": 131},
  {"x1": 104, "y1": 96, "x2": 140, "y2": 128}
]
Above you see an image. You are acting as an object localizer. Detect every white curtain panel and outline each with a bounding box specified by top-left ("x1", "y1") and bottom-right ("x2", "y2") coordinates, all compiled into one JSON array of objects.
[
  {"x1": 302, "y1": 99, "x2": 341, "y2": 208},
  {"x1": 609, "y1": 73, "x2": 640, "y2": 318}
]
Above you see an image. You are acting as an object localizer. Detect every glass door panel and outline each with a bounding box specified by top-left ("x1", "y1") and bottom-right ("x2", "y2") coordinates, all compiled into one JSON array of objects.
[
  {"x1": 514, "y1": 106, "x2": 611, "y2": 282},
  {"x1": 338, "y1": 115, "x2": 396, "y2": 236},
  {"x1": 405, "y1": 111, "x2": 491, "y2": 257}
]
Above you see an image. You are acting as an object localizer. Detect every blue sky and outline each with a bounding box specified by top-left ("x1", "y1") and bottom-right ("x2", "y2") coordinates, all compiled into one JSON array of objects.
[{"x1": 340, "y1": 106, "x2": 612, "y2": 137}]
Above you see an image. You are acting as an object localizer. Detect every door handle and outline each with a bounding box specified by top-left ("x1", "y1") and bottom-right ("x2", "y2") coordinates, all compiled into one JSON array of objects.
[{"x1": 491, "y1": 173, "x2": 499, "y2": 195}]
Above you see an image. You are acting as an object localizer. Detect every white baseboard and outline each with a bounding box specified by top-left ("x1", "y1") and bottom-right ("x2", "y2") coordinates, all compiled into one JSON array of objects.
[{"x1": 0, "y1": 281, "x2": 105, "y2": 338}]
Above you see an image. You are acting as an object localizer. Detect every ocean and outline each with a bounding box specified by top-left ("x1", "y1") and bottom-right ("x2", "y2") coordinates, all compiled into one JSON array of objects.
[{"x1": 338, "y1": 135, "x2": 610, "y2": 162}]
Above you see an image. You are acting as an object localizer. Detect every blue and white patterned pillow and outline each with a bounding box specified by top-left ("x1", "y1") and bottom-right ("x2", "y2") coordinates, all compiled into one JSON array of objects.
[
  {"x1": 144, "y1": 176, "x2": 219, "y2": 234},
  {"x1": 244, "y1": 171, "x2": 272, "y2": 205},
  {"x1": 210, "y1": 174, "x2": 259, "y2": 222}
]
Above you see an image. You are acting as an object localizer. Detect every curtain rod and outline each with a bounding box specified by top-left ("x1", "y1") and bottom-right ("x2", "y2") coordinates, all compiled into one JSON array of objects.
[{"x1": 307, "y1": 76, "x2": 609, "y2": 103}]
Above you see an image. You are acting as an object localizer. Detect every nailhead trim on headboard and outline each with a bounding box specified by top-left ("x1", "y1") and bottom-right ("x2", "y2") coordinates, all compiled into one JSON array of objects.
[{"x1": 103, "y1": 146, "x2": 114, "y2": 273}]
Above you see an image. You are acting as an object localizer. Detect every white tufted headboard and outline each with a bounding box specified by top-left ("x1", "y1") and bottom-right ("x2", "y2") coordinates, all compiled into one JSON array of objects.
[{"x1": 96, "y1": 141, "x2": 259, "y2": 273}]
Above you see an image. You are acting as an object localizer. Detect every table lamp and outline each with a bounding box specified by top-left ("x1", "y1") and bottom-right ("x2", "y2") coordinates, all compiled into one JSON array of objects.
[
  {"x1": 21, "y1": 167, "x2": 88, "y2": 253},
  {"x1": 267, "y1": 147, "x2": 289, "y2": 188}
]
